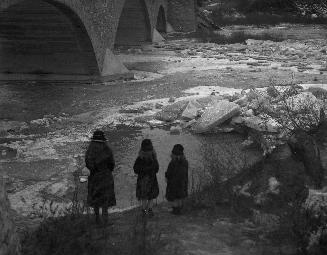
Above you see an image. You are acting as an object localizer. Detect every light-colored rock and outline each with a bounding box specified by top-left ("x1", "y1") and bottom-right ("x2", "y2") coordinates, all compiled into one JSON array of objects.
[
  {"x1": 155, "y1": 100, "x2": 189, "y2": 122},
  {"x1": 183, "y1": 119, "x2": 197, "y2": 129},
  {"x1": 193, "y1": 100, "x2": 240, "y2": 133},
  {"x1": 194, "y1": 95, "x2": 223, "y2": 107},
  {"x1": 244, "y1": 109, "x2": 254, "y2": 117},
  {"x1": 246, "y1": 89, "x2": 261, "y2": 102},
  {"x1": 233, "y1": 95, "x2": 248, "y2": 107},
  {"x1": 181, "y1": 99, "x2": 203, "y2": 120},
  {"x1": 170, "y1": 126, "x2": 182, "y2": 135},
  {"x1": 155, "y1": 102, "x2": 164, "y2": 109},
  {"x1": 147, "y1": 119, "x2": 165, "y2": 128},
  {"x1": 168, "y1": 97, "x2": 176, "y2": 103},
  {"x1": 0, "y1": 179, "x2": 20, "y2": 255},
  {"x1": 230, "y1": 116, "x2": 244, "y2": 125}
]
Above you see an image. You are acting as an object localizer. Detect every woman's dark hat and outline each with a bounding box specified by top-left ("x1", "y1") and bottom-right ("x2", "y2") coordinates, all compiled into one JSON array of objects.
[
  {"x1": 172, "y1": 144, "x2": 184, "y2": 156},
  {"x1": 141, "y1": 139, "x2": 153, "y2": 152},
  {"x1": 91, "y1": 130, "x2": 106, "y2": 141}
]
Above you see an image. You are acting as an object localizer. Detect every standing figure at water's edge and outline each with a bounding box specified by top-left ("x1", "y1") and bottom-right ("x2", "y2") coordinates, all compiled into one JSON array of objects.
[
  {"x1": 85, "y1": 130, "x2": 116, "y2": 224},
  {"x1": 133, "y1": 139, "x2": 159, "y2": 217},
  {"x1": 165, "y1": 144, "x2": 188, "y2": 215}
]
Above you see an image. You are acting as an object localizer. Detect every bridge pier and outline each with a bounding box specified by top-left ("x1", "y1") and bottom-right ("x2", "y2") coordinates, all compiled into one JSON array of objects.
[{"x1": 0, "y1": 0, "x2": 196, "y2": 81}]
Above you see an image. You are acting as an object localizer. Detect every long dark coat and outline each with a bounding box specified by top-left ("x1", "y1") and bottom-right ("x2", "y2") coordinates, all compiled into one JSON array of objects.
[
  {"x1": 85, "y1": 141, "x2": 116, "y2": 208},
  {"x1": 165, "y1": 157, "x2": 188, "y2": 201},
  {"x1": 133, "y1": 152, "x2": 159, "y2": 200}
]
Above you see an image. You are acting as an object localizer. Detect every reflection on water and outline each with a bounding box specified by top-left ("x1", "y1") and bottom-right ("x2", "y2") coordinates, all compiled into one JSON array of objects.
[{"x1": 100, "y1": 126, "x2": 262, "y2": 210}]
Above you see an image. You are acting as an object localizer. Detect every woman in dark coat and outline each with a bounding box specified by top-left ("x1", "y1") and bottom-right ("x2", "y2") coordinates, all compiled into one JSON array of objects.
[
  {"x1": 85, "y1": 130, "x2": 116, "y2": 224},
  {"x1": 165, "y1": 144, "x2": 188, "y2": 215},
  {"x1": 133, "y1": 139, "x2": 159, "y2": 216}
]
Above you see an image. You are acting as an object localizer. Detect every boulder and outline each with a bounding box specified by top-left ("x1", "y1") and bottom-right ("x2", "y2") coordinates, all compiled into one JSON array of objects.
[
  {"x1": 155, "y1": 102, "x2": 164, "y2": 109},
  {"x1": 170, "y1": 126, "x2": 182, "y2": 135},
  {"x1": 244, "y1": 109, "x2": 254, "y2": 117},
  {"x1": 246, "y1": 89, "x2": 261, "y2": 101},
  {"x1": 182, "y1": 119, "x2": 197, "y2": 129},
  {"x1": 193, "y1": 100, "x2": 241, "y2": 133},
  {"x1": 181, "y1": 99, "x2": 203, "y2": 120},
  {"x1": 119, "y1": 103, "x2": 153, "y2": 114},
  {"x1": 195, "y1": 95, "x2": 223, "y2": 107},
  {"x1": 230, "y1": 116, "x2": 244, "y2": 125},
  {"x1": 233, "y1": 95, "x2": 248, "y2": 107},
  {"x1": 155, "y1": 100, "x2": 189, "y2": 122},
  {"x1": 168, "y1": 97, "x2": 176, "y2": 103},
  {"x1": 0, "y1": 179, "x2": 20, "y2": 255}
]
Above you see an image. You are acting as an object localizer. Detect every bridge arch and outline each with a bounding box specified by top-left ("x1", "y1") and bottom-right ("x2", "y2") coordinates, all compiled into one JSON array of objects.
[
  {"x1": 156, "y1": 5, "x2": 167, "y2": 33},
  {"x1": 114, "y1": 0, "x2": 151, "y2": 47},
  {"x1": 0, "y1": 0, "x2": 99, "y2": 77}
]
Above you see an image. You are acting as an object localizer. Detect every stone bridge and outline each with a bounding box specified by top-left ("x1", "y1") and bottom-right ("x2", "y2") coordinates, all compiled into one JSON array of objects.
[{"x1": 0, "y1": 0, "x2": 196, "y2": 81}]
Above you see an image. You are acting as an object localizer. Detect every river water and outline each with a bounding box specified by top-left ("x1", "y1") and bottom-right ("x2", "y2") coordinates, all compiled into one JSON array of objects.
[
  {"x1": 91, "y1": 126, "x2": 262, "y2": 212},
  {"x1": 1, "y1": 122, "x2": 262, "y2": 216}
]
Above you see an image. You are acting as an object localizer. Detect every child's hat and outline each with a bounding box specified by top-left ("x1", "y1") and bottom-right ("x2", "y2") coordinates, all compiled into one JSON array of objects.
[
  {"x1": 141, "y1": 139, "x2": 153, "y2": 152},
  {"x1": 91, "y1": 130, "x2": 106, "y2": 141},
  {"x1": 172, "y1": 144, "x2": 184, "y2": 155}
]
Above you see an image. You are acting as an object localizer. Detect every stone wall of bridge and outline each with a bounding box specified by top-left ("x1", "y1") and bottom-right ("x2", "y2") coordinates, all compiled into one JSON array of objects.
[{"x1": 0, "y1": 0, "x2": 195, "y2": 79}]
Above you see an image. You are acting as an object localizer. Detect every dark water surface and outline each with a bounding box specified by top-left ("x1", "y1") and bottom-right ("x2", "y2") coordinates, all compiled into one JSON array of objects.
[{"x1": 100, "y1": 126, "x2": 262, "y2": 211}]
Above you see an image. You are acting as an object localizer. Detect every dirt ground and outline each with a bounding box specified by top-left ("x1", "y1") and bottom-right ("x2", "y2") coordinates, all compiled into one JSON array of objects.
[{"x1": 22, "y1": 204, "x2": 293, "y2": 255}]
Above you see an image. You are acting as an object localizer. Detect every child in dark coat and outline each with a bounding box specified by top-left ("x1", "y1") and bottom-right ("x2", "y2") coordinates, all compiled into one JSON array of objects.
[
  {"x1": 85, "y1": 130, "x2": 116, "y2": 224},
  {"x1": 165, "y1": 144, "x2": 188, "y2": 215},
  {"x1": 133, "y1": 139, "x2": 159, "y2": 216}
]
